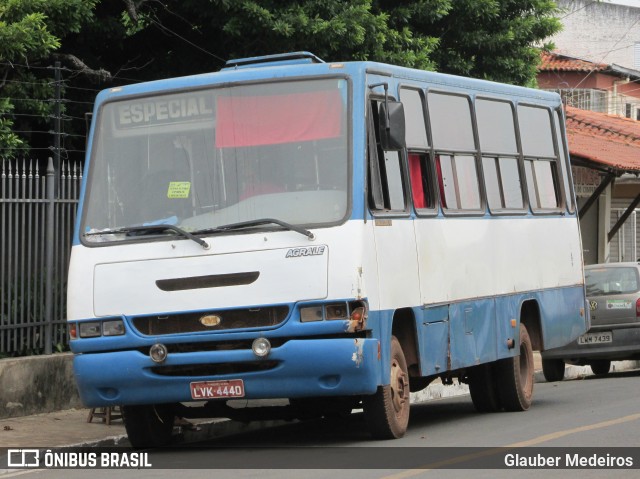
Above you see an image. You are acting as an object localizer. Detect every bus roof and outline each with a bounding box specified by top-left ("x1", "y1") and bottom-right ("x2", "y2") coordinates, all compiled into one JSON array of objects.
[{"x1": 95, "y1": 52, "x2": 560, "y2": 107}]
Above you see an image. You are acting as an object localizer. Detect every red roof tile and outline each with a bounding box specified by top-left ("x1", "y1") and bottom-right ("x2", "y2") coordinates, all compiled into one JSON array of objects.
[
  {"x1": 539, "y1": 51, "x2": 608, "y2": 73},
  {"x1": 565, "y1": 106, "x2": 640, "y2": 171}
]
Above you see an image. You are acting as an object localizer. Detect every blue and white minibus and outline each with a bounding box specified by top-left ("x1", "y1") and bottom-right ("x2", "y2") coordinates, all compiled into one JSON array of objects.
[{"x1": 68, "y1": 52, "x2": 588, "y2": 447}]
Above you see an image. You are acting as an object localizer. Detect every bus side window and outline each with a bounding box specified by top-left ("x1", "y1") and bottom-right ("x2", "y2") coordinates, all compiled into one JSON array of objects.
[
  {"x1": 368, "y1": 99, "x2": 407, "y2": 212},
  {"x1": 476, "y1": 98, "x2": 524, "y2": 212},
  {"x1": 400, "y1": 87, "x2": 434, "y2": 212},
  {"x1": 554, "y1": 109, "x2": 575, "y2": 213},
  {"x1": 428, "y1": 91, "x2": 482, "y2": 213},
  {"x1": 524, "y1": 158, "x2": 559, "y2": 209},
  {"x1": 518, "y1": 105, "x2": 561, "y2": 211},
  {"x1": 436, "y1": 155, "x2": 444, "y2": 208},
  {"x1": 408, "y1": 153, "x2": 431, "y2": 209},
  {"x1": 436, "y1": 154, "x2": 481, "y2": 210}
]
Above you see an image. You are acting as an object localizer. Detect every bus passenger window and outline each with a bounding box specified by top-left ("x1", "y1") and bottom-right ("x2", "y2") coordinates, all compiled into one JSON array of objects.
[
  {"x1": 525, "y1": 159, "x2": 559, "y2": 209},
  {"x1": 384, "y1": 151, "x2": 406, "y2": 210},
  {"x1": 482, "y1": 156, "x2": 524, "y2": 210},
  {"x1": 436, "y1": 154, "x2": 481, "y2": 211},
  {"x1": 408, "y1": 153, "x2": 433, "y2": 210},
  {"x1": 518, "y1": 105, "x2": 561, "y2": 211},
  {"x1": 400, "y1": 88, "x2": 429, "y2": 149},
  {"x1": 436, "y1": 155, "x2": 454, "y2": 209},
  {"x1": 554, "y1": 110, "x2": 575, "y2": 213}
]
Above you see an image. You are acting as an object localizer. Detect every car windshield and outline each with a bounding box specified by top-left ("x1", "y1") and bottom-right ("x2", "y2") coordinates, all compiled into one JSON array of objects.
[
  {"x1": 82, "y1": 78, "x2": 349, "y2": 243},
  {"x1": 585, "y1": 267, "x2": 640, "y2": 295}
]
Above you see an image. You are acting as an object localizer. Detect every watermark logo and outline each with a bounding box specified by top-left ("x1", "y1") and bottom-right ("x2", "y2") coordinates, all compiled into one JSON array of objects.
[{"x1": 8, "y1": 449, "x2": 40, "y2": 468}]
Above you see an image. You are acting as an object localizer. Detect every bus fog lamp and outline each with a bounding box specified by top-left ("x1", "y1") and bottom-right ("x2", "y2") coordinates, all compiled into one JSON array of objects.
[
  {"x1": 150, "y1": 343, "x2": 168, "y2": 363},
  {"x1": 252, "y1": 337, "x2": 271, "y2": 357},
  {"x1": 102, "y1": 319, "x2": 125, "y2": 336}
]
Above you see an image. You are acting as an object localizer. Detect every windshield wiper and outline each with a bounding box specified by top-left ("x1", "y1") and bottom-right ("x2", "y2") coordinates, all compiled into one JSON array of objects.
[
  {"x1": 85, "y1": 224, "x2": 210, "y2": 249},
  {"x1": 193, "y1": 218, "x2": 315, "y2": 240}
]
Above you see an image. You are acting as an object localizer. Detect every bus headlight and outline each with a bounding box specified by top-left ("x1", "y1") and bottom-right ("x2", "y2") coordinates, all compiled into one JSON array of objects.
[
  {"x1": 79, "y1": 321, "x2": 101, "y2": 338},
  {"x1": 102, "y1": 319, "x2": 126, "y2": 336},
  {"x1": 300, "y1": 306, "x2": 323, "y2": 322},
  {"x1": 252, "y1": 337, "x2": 271, "y2": 358}
]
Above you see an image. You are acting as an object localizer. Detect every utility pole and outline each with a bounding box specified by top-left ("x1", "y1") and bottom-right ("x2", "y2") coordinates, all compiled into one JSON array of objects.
[
  {"x1": 44, "y1": 157, "x2": 55, "y2": 355},
  {"x1": 53, "y1": 61, "x2": 62, "y2": 192}
]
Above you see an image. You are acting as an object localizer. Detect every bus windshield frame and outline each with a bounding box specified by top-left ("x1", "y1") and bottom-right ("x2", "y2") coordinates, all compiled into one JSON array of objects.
[{"x1": 81, "y1": 76, "x2": 351, "y2": 245}]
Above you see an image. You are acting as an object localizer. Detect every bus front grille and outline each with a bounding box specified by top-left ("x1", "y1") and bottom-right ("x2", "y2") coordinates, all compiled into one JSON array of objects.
[
  {"x1": 149, "y1": 361, "x2": 280, "y2": 377},
  {"x1": 131, "y1": 306, "x2": 289, "y2": 335}
]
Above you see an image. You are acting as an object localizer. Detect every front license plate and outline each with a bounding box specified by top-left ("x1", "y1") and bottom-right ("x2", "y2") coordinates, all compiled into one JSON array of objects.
[
  {"x1": 190, "y1": 379, "x2": 245, "y2": 399},
  {"x1": 578, "y1": 332, "x2": 612, "y2": 345}
]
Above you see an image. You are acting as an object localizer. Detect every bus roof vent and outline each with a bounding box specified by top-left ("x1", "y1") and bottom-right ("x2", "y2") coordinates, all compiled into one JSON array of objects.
[{"x1": 222, "y1": 52, "x2": 325, "y2": 70}]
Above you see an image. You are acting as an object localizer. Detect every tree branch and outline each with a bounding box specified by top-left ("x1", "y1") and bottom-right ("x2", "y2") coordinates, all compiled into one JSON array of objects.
[
  {"x1": 122, "y1": 0, "x2": 154, "y2": 23},
  {"x1": 54, "y1": 54, "x2": 112, "y2": 82}
]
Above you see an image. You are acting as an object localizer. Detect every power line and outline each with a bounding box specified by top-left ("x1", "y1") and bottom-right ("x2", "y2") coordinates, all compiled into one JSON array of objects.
[
  {"x1": 571, "y1": 15, "x2": 640, "y2": 91},
  {"x1": 0, "y1": 97, "x2": 94, "y2": 105},
  {"x1": 560, "y1": 0, "x2": 600, "y2": 20},
  {"x1": 148, "y1": 15, "x2": 226, "y2": 64}
]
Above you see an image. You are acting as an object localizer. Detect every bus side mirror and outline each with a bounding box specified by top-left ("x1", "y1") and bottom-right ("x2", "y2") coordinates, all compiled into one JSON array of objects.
[{"x1": 379, "y1": 101, "x2": 406, "y2": 151}]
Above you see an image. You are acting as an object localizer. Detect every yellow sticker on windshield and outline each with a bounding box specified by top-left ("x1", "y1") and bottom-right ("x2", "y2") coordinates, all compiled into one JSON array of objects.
[{"x1": 167, "y1": 181, "x2": 191, "y2": 199}]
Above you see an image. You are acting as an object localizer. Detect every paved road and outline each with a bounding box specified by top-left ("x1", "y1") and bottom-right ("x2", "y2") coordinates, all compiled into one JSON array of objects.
[{"x1": 4, "y1": 368, "x2": 640, "y2": 478}]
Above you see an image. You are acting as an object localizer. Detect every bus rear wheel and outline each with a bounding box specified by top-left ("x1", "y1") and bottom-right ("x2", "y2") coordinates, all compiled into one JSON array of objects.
[
  {"x1": 468, "y1": 363, "x2": 501, "y2": 412},
  {"x1": 363, "y1": 336, "x2": 410, "y2": 439},
  {"x1": 122, "y1": 403, "x2": 175, "y2": 448},
  {"x1": 495, "y1": 324, "x2": 534, "y2": 412}
]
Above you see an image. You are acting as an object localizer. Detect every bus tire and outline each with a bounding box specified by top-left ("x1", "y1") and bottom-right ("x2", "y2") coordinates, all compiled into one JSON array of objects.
[
  {"x1": 363, "y1": 336, "x2": 410, "y2": 439},
  {"x1": 495, "y1": 324, "x2": 534, "y2": 412},
  {"x1": 122, "y1": 403, "x2": 175, "y2": 448},
  {"x1": 542, "y1": 358, "x2": 565, "y2": 382},
  {"x1": 590, "y1": 360, "x2": 611, "y2": 375},
  {"x1": 468, "y1": 363, "x2": 501, "y2": 412}
]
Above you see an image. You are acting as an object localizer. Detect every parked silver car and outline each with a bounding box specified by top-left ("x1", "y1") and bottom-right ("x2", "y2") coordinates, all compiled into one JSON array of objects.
[{"x1": 541, "y1": 262, "x2": 640, "y2": 381}]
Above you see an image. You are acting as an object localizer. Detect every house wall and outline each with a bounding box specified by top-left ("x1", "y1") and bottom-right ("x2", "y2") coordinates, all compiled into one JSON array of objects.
[
  {"x1": 550, "y1": 1, "x2": 640, "y2": 70},
  {"x1": 538, "y1": 71, "x2": 640, "y2": 99}
]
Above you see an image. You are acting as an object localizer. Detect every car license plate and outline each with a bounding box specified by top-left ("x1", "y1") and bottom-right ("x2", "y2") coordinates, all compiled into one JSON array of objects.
[
  {"x1": 190, "y1": 379, "x2": 245, "y2": 399},
  {"x1": 578, "y1": 332, "x2": 612, "y2": 345}
]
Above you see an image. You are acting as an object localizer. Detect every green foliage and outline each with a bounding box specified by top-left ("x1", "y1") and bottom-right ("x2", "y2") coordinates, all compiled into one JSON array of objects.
[
  {"x1": 377, "y1": 0, "x2": 562, "y2": 85},
  {"x1": 0, "y1": 98, "x2": 24, "y2": 157},
  {"x1": 0, "y1": 0, "x2": 97, "y2": 155},
  {"x1": 0, "y1": 0, "x2": 567, "y2": 356},
  {"x1": 96, "y1": 0, "x2": 559, "y2": 85}
]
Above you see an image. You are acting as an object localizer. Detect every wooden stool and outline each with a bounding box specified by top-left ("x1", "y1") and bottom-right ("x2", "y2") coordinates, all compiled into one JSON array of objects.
[{"x1": 87, "y1": 406, "x2": 122, "y2": 425}]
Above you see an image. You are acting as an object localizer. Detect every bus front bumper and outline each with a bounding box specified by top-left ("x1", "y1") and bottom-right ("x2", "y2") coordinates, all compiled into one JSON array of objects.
[{"x1": 73, "y1": 338, "x2": 380, "y2": 407}]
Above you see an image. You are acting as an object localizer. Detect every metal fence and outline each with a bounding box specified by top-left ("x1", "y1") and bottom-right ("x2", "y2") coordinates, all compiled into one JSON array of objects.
[{"x1": 0, "y1": 157, "x2": 82, "y2": 355}]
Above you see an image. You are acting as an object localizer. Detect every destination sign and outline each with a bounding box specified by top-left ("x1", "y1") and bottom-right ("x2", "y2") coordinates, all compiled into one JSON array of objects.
[{"x1": 116, "y1": 95, "x2": 213, "y2": 127}]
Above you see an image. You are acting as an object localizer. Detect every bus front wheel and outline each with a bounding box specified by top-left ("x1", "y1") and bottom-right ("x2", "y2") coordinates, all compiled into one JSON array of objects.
[
  {"x1": 122, "y1": 403, "x2": 175, "y2": 448},
  {"x1": 494, "y1": 324, "x2": 534, "y2": 412},
  {"x1": 363, "y1": 336, "x2": 410, "y2": 439}
]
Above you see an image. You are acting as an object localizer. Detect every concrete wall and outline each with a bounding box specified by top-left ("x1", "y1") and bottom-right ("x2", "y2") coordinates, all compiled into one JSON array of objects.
[
  {"x1": 551, "y1": 0, "x2": 640, "y2": 69},
  {"x1": 0, "y1": 353, "x2": 82, "y2": 419}
]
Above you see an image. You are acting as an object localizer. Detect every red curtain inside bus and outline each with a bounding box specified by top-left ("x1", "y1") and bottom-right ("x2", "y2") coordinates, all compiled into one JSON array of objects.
[
  {"x1": 215, "y1": 90, "x2": 343, "y2": 147},
  {"x1": 408, "y1": 153, "x2": 426, "y2": 209}
]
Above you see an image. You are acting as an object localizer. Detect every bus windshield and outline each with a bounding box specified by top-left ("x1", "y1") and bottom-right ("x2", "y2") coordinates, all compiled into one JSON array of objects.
[{"x1": 82, "y1": 78, "x2": 349, "y2": 243}]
